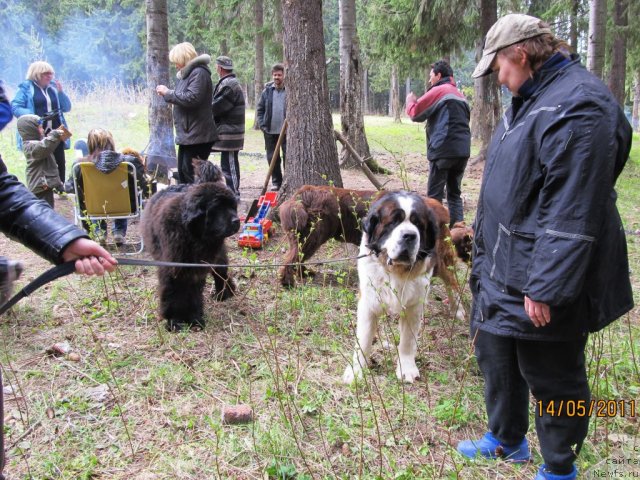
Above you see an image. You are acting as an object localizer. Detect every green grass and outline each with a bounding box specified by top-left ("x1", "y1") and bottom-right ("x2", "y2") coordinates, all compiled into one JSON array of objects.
[{"x1": 0, "y1": 87, "x2": 638, "y2": 479}]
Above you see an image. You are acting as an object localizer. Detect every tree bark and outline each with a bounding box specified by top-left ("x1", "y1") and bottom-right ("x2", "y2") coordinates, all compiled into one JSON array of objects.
[
  {"x1": 633, "y1": 70, "x2": 639, "y2": 132},
  {"x1": 587, "y1": 0, "x2": 606, "y2": 79},
  {"x1": 570, "y1": 0, "x2": 579, "y2": 49},
  {"x1": 281, "y1": 0, "x2": 342, "y2": 199},
  {"x1": 339, "y1": 0, "x2": 373, "y2": 170},
  {"x1": 607, "y1": 0, "x2": 628, "y2": 106},
  {"x1": 363, "y1": 68, "x2": 371, "y2": 114},
  {"x1": 145, "y1": 0, "x2": 176, "y2": 175},
  {"x1": 253, "y1": 0, "x2": 265, "y2": 129},
  {"x1": 390, "y1": 64, "x2": 401, "y2": 123},
  {"x1": 470, "y1": 0, "x2": 499, "y2": 165}
]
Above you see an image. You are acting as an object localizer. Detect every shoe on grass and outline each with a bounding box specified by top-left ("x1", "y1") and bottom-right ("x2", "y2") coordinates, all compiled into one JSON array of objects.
[
  {"x1": 457, "y1": 432, "x2": 530, "y2": 463},
  {"x1": 113, "y1": 232, "x2": 125, "y2": 246},
  {"x1": 534, "y1": 464, "x2": 577, "y2": 480}
]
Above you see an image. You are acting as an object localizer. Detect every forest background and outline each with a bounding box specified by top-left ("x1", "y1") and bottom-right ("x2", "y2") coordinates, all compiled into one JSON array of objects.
[{"x1": 2, "y1": 0, "x2": 640, "y2": 125}]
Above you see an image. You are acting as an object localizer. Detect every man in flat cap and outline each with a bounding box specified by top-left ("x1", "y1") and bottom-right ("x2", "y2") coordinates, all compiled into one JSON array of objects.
[{"x1": 211, "y1": 55, "x2": 245, "y2": 198}]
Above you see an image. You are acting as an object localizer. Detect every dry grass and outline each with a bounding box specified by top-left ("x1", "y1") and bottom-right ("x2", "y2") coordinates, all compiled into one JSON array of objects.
[{"x1": 0, "y1": 90, "x2": 638, "y2": 479}]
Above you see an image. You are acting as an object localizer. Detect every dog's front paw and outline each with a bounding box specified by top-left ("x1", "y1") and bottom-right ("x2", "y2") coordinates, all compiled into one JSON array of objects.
[
  {"x1": 214, "y1": 280, "x2": 236, "y2": 301},
  {"x1": 453, "y1": 303, "x2": 466, "y2": 321},
  {"x1": 342, "y1": 364, "x2": 363, "y2": 384},
  {"x1": 396, "y1": 361, "x2": 420, "y2": 383},
  {"x1": 279, "y1": 266, "x2": 296, "y2": 288}
]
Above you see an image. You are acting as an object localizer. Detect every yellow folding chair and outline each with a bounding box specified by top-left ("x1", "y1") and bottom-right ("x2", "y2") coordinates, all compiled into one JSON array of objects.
[{"x1": 72, "y1": 161, "x2": 144, "y2": 254}]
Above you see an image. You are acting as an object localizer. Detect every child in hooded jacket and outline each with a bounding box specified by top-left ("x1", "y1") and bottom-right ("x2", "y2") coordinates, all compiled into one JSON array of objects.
[{"x1": 16, "y1": 114, "x2": 70, "y2": 208}]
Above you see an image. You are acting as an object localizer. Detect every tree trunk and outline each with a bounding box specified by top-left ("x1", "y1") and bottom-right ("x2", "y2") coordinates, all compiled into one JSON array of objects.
[
  {"x1": 607, "y1": 0, "x2": 628, "y2": 106},
  {"x1": 470, "y1": 0, "x2": 499, "y2": 165},
  {"x1": 570, "y1": 0, "x2": 579, "y2": 49},
  {"x1": 587, "y1": 0, "x2": 606, "y2": 79},
  {"x1": 633, "y1": 70, "x2": 639, "y2": 132},
  {"x1": 281, "y1": 0, "x2": 342, "y2": 199},
  {"x1": 390, "y1": 64, "x2": 401, "y2": 123},
  {"x1": 363, "y1": 68, "x2": 371, "y2": 115},
  {"x1": 253, "y1": 0, "x2": 265, "y2": 129},
  {"x1": 339, "y1": 0, "x2": 374, "y2": 170},
  {"x1": 145, "y1": 0, "x2": 176, "y2": 175}
]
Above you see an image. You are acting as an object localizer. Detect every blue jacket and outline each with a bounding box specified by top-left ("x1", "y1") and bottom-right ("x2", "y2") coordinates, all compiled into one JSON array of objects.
[
  {"x1": 0, "y1": 81, "x2": 11, "y2": 130},
  {"x1": 11, "y1": 80, "x2": 72, "y2": 150},
  {"x1": 471, "y1": 55, "x2": 633, "y2": 340}
]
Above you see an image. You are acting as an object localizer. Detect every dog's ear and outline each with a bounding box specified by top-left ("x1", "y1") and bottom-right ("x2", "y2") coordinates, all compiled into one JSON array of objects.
[
  {"x1": 182, "y1": 196, "x2": 207, "y2": 237},
  {"x1": 363, "y1": 209, "x2": 381, "y2": 253},
  {"x1": 418, "y1": 207, "x2": 439, "y2": 260}
]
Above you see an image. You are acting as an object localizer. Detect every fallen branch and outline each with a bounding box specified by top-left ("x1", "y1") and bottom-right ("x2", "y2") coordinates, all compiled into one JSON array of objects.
[{"x1": 334, "y1": 130, "x2": 383, "y2": 191}]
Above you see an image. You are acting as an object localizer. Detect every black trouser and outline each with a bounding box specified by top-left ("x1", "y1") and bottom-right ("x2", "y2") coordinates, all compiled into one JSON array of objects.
[
  {"x1": 219, "y1": 151, "x2": 240, "y2": 196},
  {"x1": 475, "y1": 329, "x2": 590, "y2": 474},
  {"x1": 53, "y1": 141, "x2": 66, "y2": 185},
  {"x1": 177, "y1": 142, "x2": 213, "y2": 184},
  {"x1": 427, "y1": 157, "x2": 467, "y2": 227},
  {"x1": 264, "y1": 133, "x2": 286, "y2": 188}
]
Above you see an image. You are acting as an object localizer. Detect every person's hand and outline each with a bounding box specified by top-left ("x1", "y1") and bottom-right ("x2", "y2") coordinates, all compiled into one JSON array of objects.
[
  {"x1": 54, "y1": 79, "x2": 63, "y2": 92},
  {"x1": 61, "y1": 238, "x2": 117, "y2": 276},
  {"x1": 406, "y1": 91, "x2": 417, "y2": 104},
  {"x1": 156, "y1": 85, "x2": 169, "y2": 96},
  {"x1": 524, "y1": 296, "x2": 551, "y2": 327},
  {"x1": 57, "y1": 125, "x2": 72, "y2": 141}
]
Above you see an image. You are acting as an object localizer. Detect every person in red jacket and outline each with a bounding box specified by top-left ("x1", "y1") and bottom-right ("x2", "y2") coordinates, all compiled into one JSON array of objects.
[{"x1": 406, "y1": 60, "x2": 471, "y2": 227}]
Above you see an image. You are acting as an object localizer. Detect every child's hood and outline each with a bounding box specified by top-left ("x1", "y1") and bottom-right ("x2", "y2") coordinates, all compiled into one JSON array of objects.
[{"x1": 17, "y1": 115, "x2": 41, "y2": 141}]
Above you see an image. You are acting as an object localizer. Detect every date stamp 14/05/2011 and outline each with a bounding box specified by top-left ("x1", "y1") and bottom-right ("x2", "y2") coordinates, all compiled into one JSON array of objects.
[{"x1": 537, "y1": 399, "x2": 636, "y2": 418}]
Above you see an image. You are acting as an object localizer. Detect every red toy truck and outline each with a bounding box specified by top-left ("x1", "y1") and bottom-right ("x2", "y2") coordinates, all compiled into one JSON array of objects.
[{"x1": 238, "y1": 192, "x2": 278, "y2": 249}]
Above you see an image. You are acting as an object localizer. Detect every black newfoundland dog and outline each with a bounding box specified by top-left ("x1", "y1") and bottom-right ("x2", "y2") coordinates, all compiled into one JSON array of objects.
[{"x1": 142, "y1": 159, "x2": 240, "y2": 331}]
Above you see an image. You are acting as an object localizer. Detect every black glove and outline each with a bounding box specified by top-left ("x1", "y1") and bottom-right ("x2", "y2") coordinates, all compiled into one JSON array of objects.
[{"x1": 0, "y1": 80, "x2": 7, "y2": 104}]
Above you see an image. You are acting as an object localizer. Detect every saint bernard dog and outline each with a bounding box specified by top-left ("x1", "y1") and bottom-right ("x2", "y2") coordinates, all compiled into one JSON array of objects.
[{"x1": 343, "y1": 191, "x2": 438, "y2": 384}]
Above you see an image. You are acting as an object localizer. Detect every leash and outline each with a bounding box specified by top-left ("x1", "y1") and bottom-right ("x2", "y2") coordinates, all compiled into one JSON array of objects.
[{"x1": 0, "y1": 253, "x2": 371, "y2": 316}]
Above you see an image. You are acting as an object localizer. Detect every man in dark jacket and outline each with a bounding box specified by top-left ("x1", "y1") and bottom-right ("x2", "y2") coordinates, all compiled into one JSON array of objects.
[
  {"x1": 456, "y1": 15, "x2": 633, "y2": 480},
  {"x1": 256, "y1": 63, "x2": 286, "y2": 191},
  {"x1": 211, "y1": 56, "x2": 246, "y2": 198},
  {"x1": 406, "y1": 60, "x2": 471, "y2": 227}
]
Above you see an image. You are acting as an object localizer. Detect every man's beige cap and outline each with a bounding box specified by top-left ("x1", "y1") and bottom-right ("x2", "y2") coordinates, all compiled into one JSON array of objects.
[{"x1": 472, "y1": 13, "x2": 552, "y2": 78}]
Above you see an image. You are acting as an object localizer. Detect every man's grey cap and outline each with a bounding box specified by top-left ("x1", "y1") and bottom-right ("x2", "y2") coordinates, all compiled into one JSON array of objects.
[
  {"x1": 216, "y1": 56, "x2": 233, "y2": 70},
  {"x1": 473, "y1": 13, "x2": 552, "y2": 78}
]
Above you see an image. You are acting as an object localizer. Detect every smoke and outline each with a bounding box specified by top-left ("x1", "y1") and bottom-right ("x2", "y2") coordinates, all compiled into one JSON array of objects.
[{"x1": 0, "y1": 2, "x2": 145, "y2": 88}]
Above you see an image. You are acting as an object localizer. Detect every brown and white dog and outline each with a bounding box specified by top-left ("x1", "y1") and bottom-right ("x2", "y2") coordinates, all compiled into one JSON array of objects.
[
  {"x1": 343, "y1": 191, "x2": 439, "y2": 383},
  {"x1": 278, "y1": 186, "x2": 467, "y2": 320},
  {"x1": 449, "y1": 221, "x2": 474, "y2": 263}
]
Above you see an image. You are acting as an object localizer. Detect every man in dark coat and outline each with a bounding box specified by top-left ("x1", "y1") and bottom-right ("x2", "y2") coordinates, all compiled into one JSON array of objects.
[
  {"x1": 456, "y1": 14, "x2": 633, "y2": 480},
  {"x1": 406, "y1": 60, "x2": 471, "y2": 227},
  {"x1": 256, "y1": 63, "x2": 286, "y2": 191},
  {"x1": 211, "y1": 56, "x2": 245, "y2": 198}
]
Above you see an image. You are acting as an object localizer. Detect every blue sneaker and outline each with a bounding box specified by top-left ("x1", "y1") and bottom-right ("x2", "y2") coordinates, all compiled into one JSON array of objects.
[
  {"x1": 457, "y1": 432, "x2": 531, "y2": 463},
  {"x1": 534, "y1": 464, "x2": 577, "y2": 480}
]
